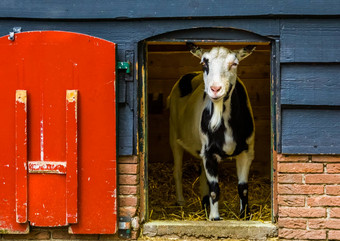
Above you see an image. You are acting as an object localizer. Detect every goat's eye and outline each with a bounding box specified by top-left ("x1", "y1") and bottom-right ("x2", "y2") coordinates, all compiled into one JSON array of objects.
[{"x1": 232, "y1": 62, "x2": 238, "y2": 67}]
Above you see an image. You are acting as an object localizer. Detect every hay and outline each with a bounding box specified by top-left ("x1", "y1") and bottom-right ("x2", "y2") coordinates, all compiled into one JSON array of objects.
[{"x1": 148, "y1": 159, "x2": 271, "y2": 221}]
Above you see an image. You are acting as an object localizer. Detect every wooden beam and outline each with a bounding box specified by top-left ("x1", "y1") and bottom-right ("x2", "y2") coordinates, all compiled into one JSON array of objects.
[
  {"x1": 66, "y1": 90, "x2": 78, "y2": 224},
  {"x1": 15, "y1": 90, "x2": 28, "y2": 224}
]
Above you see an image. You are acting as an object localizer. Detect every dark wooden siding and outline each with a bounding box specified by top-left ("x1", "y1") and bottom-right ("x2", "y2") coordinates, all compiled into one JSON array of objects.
[
  {"x1": 281, "y1": 65, "x2": 340, "y2": 106},
  {"x1": 280, "y1": 18, "x2": 340, "y2": 154},
  {"x1": 1, "y1": 0, "x2": 340, "y2": 19},
  {"x1": 280, "y1": 19, "x2": 340, "y2": 63},
  {"x1": 282, "y1": 109, "x2": 340, "y2": 154}
]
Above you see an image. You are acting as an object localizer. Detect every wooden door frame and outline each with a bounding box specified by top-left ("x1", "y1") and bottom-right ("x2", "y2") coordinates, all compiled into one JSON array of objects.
[{"x1": 137, "y1": 29, "x2": 279, "y2": 223}]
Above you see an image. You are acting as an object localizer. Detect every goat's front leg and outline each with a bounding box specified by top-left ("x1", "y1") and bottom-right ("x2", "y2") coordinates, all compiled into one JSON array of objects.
[
  {"x1": 236, "y1": 151, "x2": 253, "y2": 219},
  {"x1": 199, "y1": 160, "x2": 209, "y2": 209},
  {"x1": 202, "y1": 153, "x2": 221, "y2": 221},
  {"x1": 171, "y1": 143, "x2": 185, "y2": 206}
]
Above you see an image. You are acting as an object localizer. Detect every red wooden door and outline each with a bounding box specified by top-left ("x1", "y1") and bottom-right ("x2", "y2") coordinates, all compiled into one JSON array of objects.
[{"x1": 0, "y1": 31, "x2": 117, "y2": 234}]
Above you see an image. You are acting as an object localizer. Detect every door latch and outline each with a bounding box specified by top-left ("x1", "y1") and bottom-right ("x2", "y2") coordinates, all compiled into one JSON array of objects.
[{"x1": 117, "y1": 61, "x2": 131, "y2": 74}]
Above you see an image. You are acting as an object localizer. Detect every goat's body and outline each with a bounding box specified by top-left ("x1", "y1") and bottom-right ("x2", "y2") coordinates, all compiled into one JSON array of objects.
[{"x1": 169, "y1": 71, "x2": 255, "y2": 220}]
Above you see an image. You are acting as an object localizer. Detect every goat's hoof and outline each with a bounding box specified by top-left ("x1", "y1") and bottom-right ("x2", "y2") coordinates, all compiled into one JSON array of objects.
[
  {"x1": 201, "y1": 195, "x2": 210, "y2": 209},
  {"x1": 240, "y1": 211, "x2": 251, "y2": 220}
]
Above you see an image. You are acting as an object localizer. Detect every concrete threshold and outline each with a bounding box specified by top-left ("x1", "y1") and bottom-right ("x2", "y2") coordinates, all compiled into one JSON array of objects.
[{"x1": 143, "y1": 220, "x2": 278, "y2": 240}]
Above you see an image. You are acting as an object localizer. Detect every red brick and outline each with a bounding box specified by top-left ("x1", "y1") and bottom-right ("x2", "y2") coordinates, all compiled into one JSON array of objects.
[
  {"x1": 3, "y1": 229, "x2": 50, "y2": 240},
  {"x1": 119, "y1": 174, "x2": 139, "y2": 185},
  {"x1": 119, "y1": 206, "x2": 137, "y2": 217},
  {"x1": 119, "y1": 185, "x2": 138, "y2": 195},
  {"x1": 327, "y1": 163, "x2": 340, "y2": 173},
  {"x1": 330, "y1": 208, "x2": 340, "y2": 218},
  {"x1": 278, "y1": 174, "x2": 303, "y2": 184},
  {"x1": 278, "y1": 218, "x2": 307, "y2": 229},
  {"x1": 118, "y1": 163, "x2": 139, "y2": 174},
  {"x1": 99, "y1": 234, "x2": 120, "y2": 240},
  {"x1": 52, "y1": 229, "x2": 98, "y2": 239},
  {"x1": 326, "y1": 185, "x2": 340, "y2": 195},
  {"x1": 119, "y1": 195, "x2": 138, "y2": 207},
  {"x1": 278, "y1": 163, "x2": 323, "y2": 173},
  {"x1": 278, "y1": 184, "x2": 324, "y2": 195},
  {"x1": 278, "y1": 195, "x2": 305, "y2": 207},
  {"x1": 279, "y1": 228, "x2": 326, "y2": 240},
  {"x1": 312, "y1": 156, "x2": 340, "y2": 163},
  {"x1": 279, "y1": 207, "x2": 326, "y2": 218},
  {"x1": 329, "y1": 230, "x2": 340, "y2": 240},
  {"x1": 308, "y1": 196, "x2": 340, "y2": 207},
  {"x1": 305, "y1": 174, "x2": 340, "y2": 184},
  {"x1": 309, "y1": 219, "x2": 340, "y2": 229},
  {"x1": 278, "y1": 155, "x2": 309, "y2": 162},
  {"x1": 118, "y1": 155, "x2": 138, "y2": 164}
]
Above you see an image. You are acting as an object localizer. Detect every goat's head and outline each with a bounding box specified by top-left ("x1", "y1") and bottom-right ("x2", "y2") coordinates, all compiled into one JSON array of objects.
[{"x1": 187, "y1": 42, "x2": 255, "y2": 102}]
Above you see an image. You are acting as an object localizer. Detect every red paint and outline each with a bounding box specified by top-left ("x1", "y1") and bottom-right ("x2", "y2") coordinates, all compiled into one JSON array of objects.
[
  {"x1": 66, "y1": 90, "x2": 78, "y2": 224},
  {"x1": 0, "y1": 31, "x2": 116, "y2": 234},
  {"x1": 15, "y1": 90, "x2": 28, "y2": 224}
]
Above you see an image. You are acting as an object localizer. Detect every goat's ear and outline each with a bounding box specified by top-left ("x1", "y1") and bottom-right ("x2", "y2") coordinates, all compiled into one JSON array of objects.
[
  {"x1": 236, "y1": 45, "x2": 256, "y2": 61},
  {"x1": 186, "y1": 42, "x2": 204, "y2": 59}
]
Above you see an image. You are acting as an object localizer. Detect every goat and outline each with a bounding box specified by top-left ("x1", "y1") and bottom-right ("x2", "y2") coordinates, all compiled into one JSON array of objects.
[{"x1": 168, "y1": 43, "x2": 255, "y2": 220}]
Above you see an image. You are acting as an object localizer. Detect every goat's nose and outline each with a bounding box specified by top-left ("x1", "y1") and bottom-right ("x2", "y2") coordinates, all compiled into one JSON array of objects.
[{"x1": 210, "y1": 86, "x2": 222, "y2": 94}]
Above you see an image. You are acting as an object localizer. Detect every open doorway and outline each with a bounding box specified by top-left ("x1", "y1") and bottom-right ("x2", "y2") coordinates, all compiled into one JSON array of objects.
[{"x1": 145, "y1": 40, "x2": 272, "y2": 221}]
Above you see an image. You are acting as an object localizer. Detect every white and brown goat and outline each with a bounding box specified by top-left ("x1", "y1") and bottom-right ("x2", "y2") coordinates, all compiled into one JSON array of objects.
[{"x1": 168, "y1": 43, "x2": 255, "y2": 220}]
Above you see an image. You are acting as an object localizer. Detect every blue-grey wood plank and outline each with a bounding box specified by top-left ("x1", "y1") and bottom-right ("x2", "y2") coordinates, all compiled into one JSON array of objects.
[
  {"x1": 281, "y1": 64, "x2": 340, "y2": 106},
  {"x1": 280, "y1": 19, "x2": 340, "y2": 63},
  {"x1": 0, "y1": 19, "x2": 279, "y2": 41},
  {"x1": 118, "y1": 104, "x2": 134, "y2": 155},
  {"x1": 148, "y1": 27, "x2": 271, "y2": 43},
  {"x1": 1, "y1": 0, "x2": 340, "y2": 19},
  {"x1": 281, "y1": 109, "x2": 340, "y2": 154}
]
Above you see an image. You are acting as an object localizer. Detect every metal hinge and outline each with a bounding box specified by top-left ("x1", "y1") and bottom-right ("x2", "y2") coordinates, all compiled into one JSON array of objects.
[
  {"x1": 117, "y1": 61, "x2": 131, "y2": 74},
  {"x1": 8, "y1": 27, "x2": 22, "y2": 41}
]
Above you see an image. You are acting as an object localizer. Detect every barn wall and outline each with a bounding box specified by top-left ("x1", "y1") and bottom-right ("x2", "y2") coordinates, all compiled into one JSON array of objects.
[
  {"x1": 279, "y1": 19, "x2": 340, "y2": 154},
  {"x1": 1, "y1": 1, "x2": 340, "y2": 240},
  {"x1": 1, "y1": 0, "x2": 340, "y2": 18}
]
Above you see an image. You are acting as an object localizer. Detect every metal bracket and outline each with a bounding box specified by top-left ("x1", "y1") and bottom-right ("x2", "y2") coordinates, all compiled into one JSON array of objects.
[
  {"x1": 117, "y1": 61, "x2": 131, "y2": 74},
  {"x1": 8, "y1": 27, "x2": 22, "y2": 41}
]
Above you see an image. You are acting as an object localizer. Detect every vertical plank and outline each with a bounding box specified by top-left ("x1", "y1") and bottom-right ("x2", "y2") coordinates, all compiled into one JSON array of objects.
[
  {"x1": 15, "y1": 90, "x2": 28, "y2": 224},
  {"x1": 66, "y1": 90, "x2": 78, "y2": 224}
]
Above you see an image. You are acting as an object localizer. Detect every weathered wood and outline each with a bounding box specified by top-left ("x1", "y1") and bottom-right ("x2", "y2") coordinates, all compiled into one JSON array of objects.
[
  {"x1": 281, "y1": 64, "x2": 340, "y2": 106},
  {"x1": 0, "y1": 0, "x2": 339, "y2": 19},
  {"x1": 0, "y1": 19, "x2": 280, "y2": 42},
  {"x1": 280, "y1": 19, "x2": 340, "y2": 63},
  {"x1": 66, "y1": 90, "x2": 78, "y2": 224},
  {"x1": 15, "y1": 90, "x2": 28, "y2": 224},
  {"x1": 281, "y1": 109, "x2": 340, "y2": 154},
  {"x1": 118, "y1": 105, "x2": 134, "y2": 155}
]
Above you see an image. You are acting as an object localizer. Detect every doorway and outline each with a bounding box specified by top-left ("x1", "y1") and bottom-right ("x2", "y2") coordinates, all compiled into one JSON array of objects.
[{"x1": 144, "y1": 40, "x2": 273, "y2": 221}]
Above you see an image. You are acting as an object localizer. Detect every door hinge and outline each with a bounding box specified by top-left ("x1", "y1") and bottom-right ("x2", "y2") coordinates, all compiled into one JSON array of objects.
[{"x1": 8, "y1": 27, "x2": 22, "y2": 41}]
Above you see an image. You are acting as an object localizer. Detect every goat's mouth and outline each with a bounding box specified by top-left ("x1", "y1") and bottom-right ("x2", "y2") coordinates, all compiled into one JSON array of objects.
[{"x1": 210, "y1": 96, "x2": 224, "y2": 102}]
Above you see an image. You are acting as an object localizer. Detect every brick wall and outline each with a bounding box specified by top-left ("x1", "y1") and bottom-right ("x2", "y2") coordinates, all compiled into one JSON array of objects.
[
  {"x1": 118, "y1": 155, "x2": 140, "y2": 239},
  {"x1": 277, "y1": 154, "x2": 340, "y2": 240},
  {"x1": 0, "y1": 155, "x2": 141, "y2": 240}
]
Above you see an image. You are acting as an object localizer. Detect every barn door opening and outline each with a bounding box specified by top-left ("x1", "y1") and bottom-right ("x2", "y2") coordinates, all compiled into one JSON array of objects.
[{"x1": 140, "y1": 28, "x2": 275, "y2": 226}]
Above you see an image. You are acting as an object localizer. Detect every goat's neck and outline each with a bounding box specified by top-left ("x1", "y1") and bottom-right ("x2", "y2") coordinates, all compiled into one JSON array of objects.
[{"x1": 207, "y1": 85, "x2": 234, "y2": 132}]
